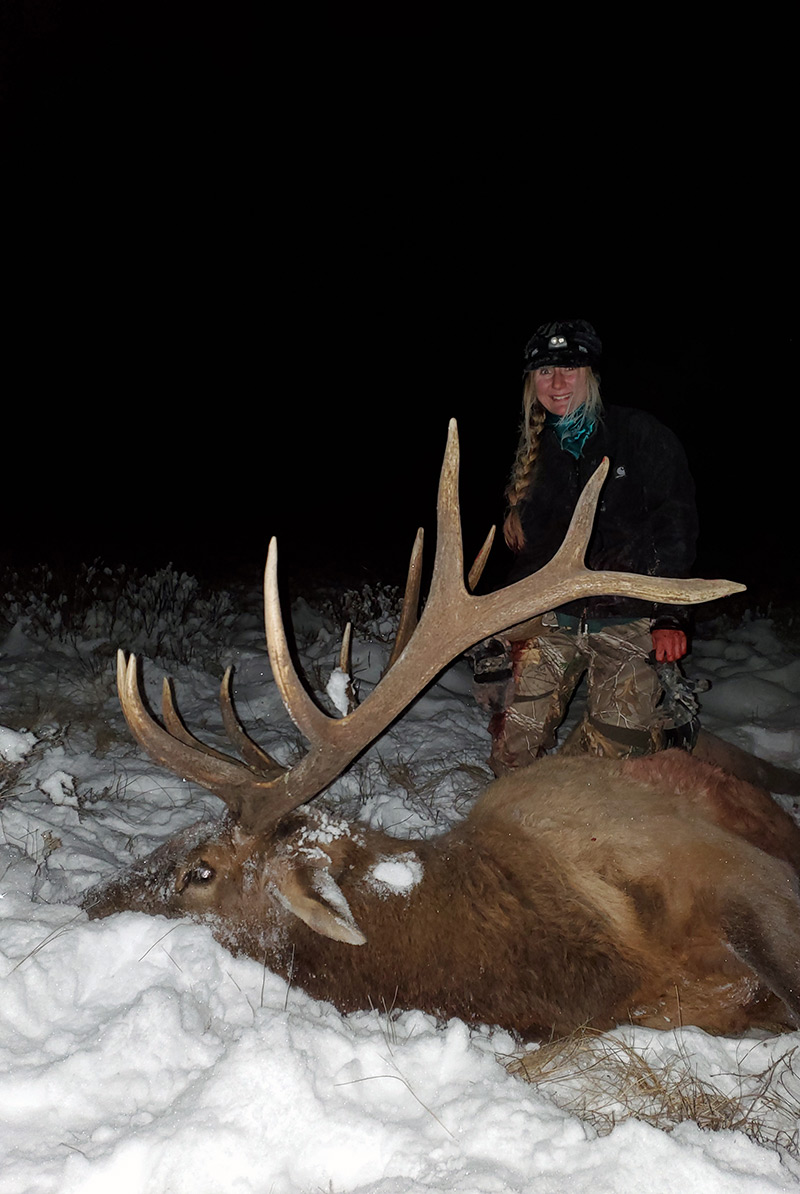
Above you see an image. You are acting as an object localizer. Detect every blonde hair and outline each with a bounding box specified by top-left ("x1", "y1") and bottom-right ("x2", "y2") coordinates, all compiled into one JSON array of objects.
[{"x1": 503, "y1": 368, "x2": 603, "y2": 551}]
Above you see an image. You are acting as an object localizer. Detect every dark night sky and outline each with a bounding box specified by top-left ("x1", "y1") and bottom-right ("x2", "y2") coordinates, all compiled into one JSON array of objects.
[{"x1": 3, "y1": 6, "x2": 795, "y2": 607}]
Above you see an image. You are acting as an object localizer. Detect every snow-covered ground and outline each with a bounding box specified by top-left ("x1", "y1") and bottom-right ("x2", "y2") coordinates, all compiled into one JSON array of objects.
[{"x1": 2, "y1": 574, "x2": 800, "y2": 1194}]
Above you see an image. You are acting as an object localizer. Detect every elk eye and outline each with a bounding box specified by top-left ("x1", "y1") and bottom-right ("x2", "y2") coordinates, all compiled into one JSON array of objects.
[{"x1": 185, "y1": 862, "x2": 216, "y2": 886}]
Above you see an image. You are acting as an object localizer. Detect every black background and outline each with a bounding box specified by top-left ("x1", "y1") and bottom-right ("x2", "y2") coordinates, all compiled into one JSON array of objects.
[{"x1": 3, "y1": 5, "x2": 794, "y2": 608}]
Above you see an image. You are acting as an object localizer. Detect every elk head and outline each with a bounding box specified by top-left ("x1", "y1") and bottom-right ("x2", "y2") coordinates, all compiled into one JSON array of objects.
[{"x1": 84, "y1": 421, "x2": 784, "y2": 1037}]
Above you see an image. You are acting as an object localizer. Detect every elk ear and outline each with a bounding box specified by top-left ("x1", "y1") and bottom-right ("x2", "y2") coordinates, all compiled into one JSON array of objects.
[{"x1": 274, "y1": 866, "x2": 367, "y2": 946}]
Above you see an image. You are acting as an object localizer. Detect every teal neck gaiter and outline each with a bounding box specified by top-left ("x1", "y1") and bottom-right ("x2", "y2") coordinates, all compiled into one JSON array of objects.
[{"x1": 545, "y1": 409, "x2": 596, "y2": 459}]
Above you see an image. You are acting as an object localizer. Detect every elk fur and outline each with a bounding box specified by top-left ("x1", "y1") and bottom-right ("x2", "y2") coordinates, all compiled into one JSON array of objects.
[{"x1": 85, "y1": 748, "x2": 800, "y2": 1039}]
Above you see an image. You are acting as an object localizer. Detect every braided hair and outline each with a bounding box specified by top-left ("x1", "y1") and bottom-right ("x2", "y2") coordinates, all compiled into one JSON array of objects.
[{"x1": 503, "y1": 369, "x2": 603, "y2": 551}]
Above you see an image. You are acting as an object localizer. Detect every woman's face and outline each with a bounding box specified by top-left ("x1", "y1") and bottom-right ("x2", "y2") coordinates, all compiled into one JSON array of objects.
[{"x1": 533, "y1": 365, "x2": 588, "y2": 417}]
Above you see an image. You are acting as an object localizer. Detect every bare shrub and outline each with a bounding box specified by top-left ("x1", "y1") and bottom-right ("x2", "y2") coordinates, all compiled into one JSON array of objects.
[
  {"x1": 1, "y1": 561, "x2": 238, "y2": 667},
  {"x1": 313, "y1": 583, "x2": 403, "y2": 642}
]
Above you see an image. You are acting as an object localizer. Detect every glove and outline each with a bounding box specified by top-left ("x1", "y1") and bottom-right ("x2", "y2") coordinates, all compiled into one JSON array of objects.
[
  {"x1": 652, "y1": 628, "x2": 687, "y2": 662},
  {"x1": 468, "y1": 637, "x2": 515, "y2": 714}
]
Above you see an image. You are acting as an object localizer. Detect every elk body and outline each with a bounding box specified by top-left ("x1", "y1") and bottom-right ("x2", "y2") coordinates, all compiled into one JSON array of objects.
[{"x1": 84, "y1": 423, "x2": 800, "y2": 1039}]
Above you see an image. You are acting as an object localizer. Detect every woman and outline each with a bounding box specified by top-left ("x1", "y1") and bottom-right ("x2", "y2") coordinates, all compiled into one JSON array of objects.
[{"x1": 476, "y1": 319, "x2": 699, "y2": 773}]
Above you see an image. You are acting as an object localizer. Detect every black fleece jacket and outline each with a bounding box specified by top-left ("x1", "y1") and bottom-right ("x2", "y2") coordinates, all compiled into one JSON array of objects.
[{"x1": 508, "y1": 405, "x2": 699, "y2": 632}]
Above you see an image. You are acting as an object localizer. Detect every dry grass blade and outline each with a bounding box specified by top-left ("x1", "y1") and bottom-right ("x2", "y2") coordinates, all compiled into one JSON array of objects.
[
  {"x1": 504, "y1": 1027, "x2": 800, "y2": 1157},
  {"x1": 6, "y1": 911, "x2": 86, "y2": 974}
]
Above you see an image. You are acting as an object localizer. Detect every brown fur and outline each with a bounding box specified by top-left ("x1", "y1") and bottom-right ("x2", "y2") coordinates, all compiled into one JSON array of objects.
[
  {"x1": 627, "y1": 750, "x2": 800, "y2": 871},
  {"x1": 84, "y1": 750, "x2": 800, "y2": 1040}
]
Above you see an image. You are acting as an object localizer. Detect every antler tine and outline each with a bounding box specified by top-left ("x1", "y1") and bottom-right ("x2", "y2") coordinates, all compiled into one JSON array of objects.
[
  {"x1": 263, "y1": 420, "x2": 468, "y2": 745},
  {"x1": 161, "y1": 676, "x2": 240, "y2": 766},
  {"x1": 466, "y1": 456, "x2": 745, "y2": 634},
  {"x1": 339, "y1": 623, "x2": 352, "y2": 675},
  {"x1": 161, "y1": 665, "x2": 284, "y2": 779},
  {"x1": 336, "y1": 624, "x2": 358, "y2": 715},
  {"x1": 549, "y1": 456, "x2": 610, "y2": 569},
  {"x1": 385, "y1": 527, "x2": 424, "y2": 672},
  {"x1": 264, "y1": 538, "x2": 337, "y2": 744},
  {"x1": 468, "y1": 525, "x2": 496, "y2": 594},
  {"x1": 428, "y1": 418, "x2": 466, "y2": 602},
  {"x1": 389, "y1": 500, "x2": 493, "y2": 677},
  {"x1": 116, "y1": 651, "x2": 284, "y2": 823},
  {"x1": 219, "y1": 668, "x2": 287, "y2": 778},
  {"x1": 385, "y1": 425, "x2": 491, "y2": 672}
]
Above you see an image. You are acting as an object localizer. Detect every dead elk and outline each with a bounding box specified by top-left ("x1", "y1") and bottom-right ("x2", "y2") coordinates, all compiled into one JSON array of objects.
[{"x1": 84, "y1": 422, "x2": 800, "y2": 1039}]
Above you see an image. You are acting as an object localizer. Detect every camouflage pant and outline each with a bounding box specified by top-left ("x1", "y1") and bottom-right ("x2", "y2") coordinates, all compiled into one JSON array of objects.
[{"x1": 489, "y1": 616, "x2": 664, "y2": 774}]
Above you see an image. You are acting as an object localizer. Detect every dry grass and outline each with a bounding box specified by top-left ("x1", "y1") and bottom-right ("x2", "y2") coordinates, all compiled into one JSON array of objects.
[
  {"x1": 504, "y1": 1027, "x2": 800, "y2": 1156},
  {"x1": 0, "y1": 755, "x2": 29, "y2": 808},
  {"x1": 374, "y1": 751, "x2": 488, "y2": 831}
]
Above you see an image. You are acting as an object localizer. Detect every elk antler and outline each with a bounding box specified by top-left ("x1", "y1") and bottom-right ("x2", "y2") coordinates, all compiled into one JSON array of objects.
[{"x1": 118, "y1": 419, "x2": 745, "y2": 833}]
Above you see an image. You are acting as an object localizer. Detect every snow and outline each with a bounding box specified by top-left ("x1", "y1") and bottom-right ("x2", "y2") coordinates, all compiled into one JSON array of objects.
[
  {"x1": 327, "y1": 665, "x2": 355, "y2": 716},
  {"x1": 1, "y1": 589, "x2": 800, "y2": 1193},
  {"x1": 0, "y1": 726, "x2": 36, "y2": 764},
  {"x1": 366, "y1": 852, "x2": 425, "y2": 896}
]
